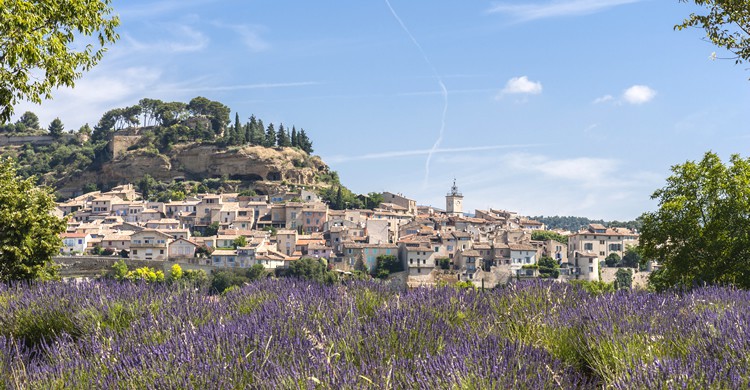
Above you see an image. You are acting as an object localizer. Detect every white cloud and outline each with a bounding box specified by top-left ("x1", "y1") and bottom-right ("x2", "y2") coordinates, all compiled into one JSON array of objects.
[
  {"x1": 623, "y1": 85, "x2": 657, "y2": 105},
  {"x1": 592, "y1": 94, "x2": 614, "y2": 104},
  {"x1": 13, "y1": 66, "x2": 163, "y2": 130},
  {"x1": 122, "y1": 24, "x2": 209, "y2": 54},
  {"x1": 211, "y1": 22, "x2": 270, "y2": 52},
  {"x1": 487, "y1": 0, "x2": 644, "y2": 22},
  {"x1": 499, "y1": 76, "x2": 543, "y2": 97}
]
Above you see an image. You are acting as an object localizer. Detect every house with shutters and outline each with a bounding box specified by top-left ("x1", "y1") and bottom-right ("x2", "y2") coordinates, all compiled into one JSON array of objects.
[{"x1": 129, "y1": 229, "x2": 172, "y2": 261}]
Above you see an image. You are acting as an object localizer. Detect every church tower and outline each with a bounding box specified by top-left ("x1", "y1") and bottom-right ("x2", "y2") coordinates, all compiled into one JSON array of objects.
[{"x1": 446, "y1": 179, "x2": 463, "y2": 216}]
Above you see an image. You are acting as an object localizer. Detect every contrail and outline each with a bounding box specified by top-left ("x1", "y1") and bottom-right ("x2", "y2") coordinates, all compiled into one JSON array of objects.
[
  {"x1": 325, "y1": 144, "x2": 543, "y2": 164},
  {"x1": 384, "y1": 0, "x2": 448, "y2": 187}
]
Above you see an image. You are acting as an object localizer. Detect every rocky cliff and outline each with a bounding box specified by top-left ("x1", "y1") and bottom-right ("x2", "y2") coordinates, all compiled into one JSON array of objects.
[{"x1": 54, "y1": 143, "x2": 329, "y2": 197}]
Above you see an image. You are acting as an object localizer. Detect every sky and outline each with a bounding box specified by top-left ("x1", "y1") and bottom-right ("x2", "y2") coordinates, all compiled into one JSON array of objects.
[{"x1": 13, "y1": 0, "x2": 750, "y2": 221}]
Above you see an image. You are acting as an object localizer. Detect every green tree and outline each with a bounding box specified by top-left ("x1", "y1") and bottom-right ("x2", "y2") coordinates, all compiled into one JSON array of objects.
[
  {"x1": 264, "y1": 123, "x2": 276, "y2": 147},
  {"x1": 0, "y1": 158, "x2": 66, "y2": 281},
  {"x1": 297, "y1": 128, "x2": 313, "y2": 153},
  {"x1": 604, "y1": 253, "x2": 621, "y2": 268},
  {"x1": 641, "y1": 152, "x2": 750, "y2": 290},
  {"x1": 335, "y1": 186, "x2": 344, "y2": 210},
  {"x1": 283, "y1": 257, "x2": 337, "y2": 285},
  {"x1": 48, "y1": 117, "x2": 65, "y2": 138},
  {"x1": 676, "y1": 0, "x2": 750, "y2": 65},
  {"x1": 291, "y1": 126, "x2": 298, "y2": 148},
  {"x1": 0, "y1": 0, "x2": 119, "y2": 123},
  {"x1": 245, "y1": 264, "x2": 267, "y2": 280},
  {"x1": 18, "y1": 111, "x2": 40, "y2": 130},
  {"x1": 531, "y1": 230, "x2": 568, "y2": 244},
  {"x1": 233, "y1": 236, "x2": 247, "y2": 249},
  {"x1": 373, "y1": 254, "x2": 402, "y2": 279},
  {"x1": 364, "y1": 192, "x2": 384, "y2": 210},
  {"x1": 538, "y1": 256, "x2": 560, "y2": 278},
  {"x1": 277, "y1": 124, "x2": 291, "y2": 147},
  {"x1": 354, "y1": 254, "x2": 368, "y2": 272},
  {"x1": 615, "y1": 268, "x2": 633, "y2": 290},
  {"x1": 137, "y1": 174, "x2": 158, "y2": 200},
  {"x1": 204, "y1": 222, "x2": 220, "y2": 237},
  {"x1": 621, "y1": 246, "x2": 643, "y2": 269},
  {"x1": 110, "y1": 259, "x2": 129, "y2": 281}
]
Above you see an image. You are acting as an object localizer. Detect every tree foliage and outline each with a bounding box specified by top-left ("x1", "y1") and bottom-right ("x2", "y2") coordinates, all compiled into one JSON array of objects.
[
  {"x1": 538, "y1": 256, "x2": 560, "y2": 278},
  {"x1": 641, "y1": 152, "x2": 750, "y2": 290},
  {"x1": 531, "y1": 230, "x2": 568, "y2": 244},
  {"x1": 0, "y1": 0, "x2": 120, "y2": 123},
  {"x1": 676, "y1": 0, "x2": 750, "y2": 65},
  {"x1": 373, "y1": 255, "x2": 402, "y2": 279},
  {"x1": 281, "y1": 257, "x2": 338, "y2": 285},
  {"x1": 615, "y1": 268, "x2": 633, "y2": 290},
  {"x1": 605, "y1": 253, "x2": 621, "y2": 268},
  {"x1": 48, "y1": 118, "x2": 65, "y2": 138},
  {"x1": 621, "y1": 246, "x2": 643, "y2": 269},
  {"x1": 0, "y1": 158, "x2": 66, "y2": 282}
]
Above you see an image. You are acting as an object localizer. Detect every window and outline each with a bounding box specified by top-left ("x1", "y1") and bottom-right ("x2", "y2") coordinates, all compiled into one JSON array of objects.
[
  {"x1": 599, "y1": 240, "x2": 605, "y2": 245},
  {"x1": 423, "y1": 259, "x2": 426, "y2": 264},
  {"x1": 78, "y1": 239, "x2": 83, "y2": 245},
  {"x1": 589, "y1": 259, "x2": 593, "y2": 264},
  {"x1": 159, "y1": 250, "x2": 164, "y2": 255},
  {"x1": 600, "y1": 251, "x2": 605, "y2": 256},
  {"x1": 609, "y1": 244, "x2": 622, "y2": 251},
  {"x1": 417, "y1": 268, "x2": 421, "y2": 274},
  {"x1": 584, "y1": 243, "x2": 593, "y2": 250},
  {"x1": 133, "y1": 250, "x2": 138, "y2": 255},
  {"x1": 435, "y1": 246, "x2": 440, "y2": 252},
  {"x1": 410, "y1": 259, "x2": 413, "y2": 264},
  {"x1": 589, "y1": 266, "x2": 594, "y2": 272}
]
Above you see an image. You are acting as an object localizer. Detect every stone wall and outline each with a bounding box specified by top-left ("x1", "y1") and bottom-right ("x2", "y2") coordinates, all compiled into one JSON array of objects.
[
  {"x1": 54, "y1": 256, "x2": 217, "y2": 278},
  {"x1": 0, "y1": 135, "x2": 55, "y2": 146}
]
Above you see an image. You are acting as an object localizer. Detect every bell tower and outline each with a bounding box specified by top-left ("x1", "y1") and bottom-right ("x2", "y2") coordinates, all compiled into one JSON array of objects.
[{"x1": 446, "y1": 179, "x2": 463, "y2": 216}]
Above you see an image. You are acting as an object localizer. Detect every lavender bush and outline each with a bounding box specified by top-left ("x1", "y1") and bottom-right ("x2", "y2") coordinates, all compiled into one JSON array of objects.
[{"x1": 0, "y1": 279, "x2": 748, "y2": 389}]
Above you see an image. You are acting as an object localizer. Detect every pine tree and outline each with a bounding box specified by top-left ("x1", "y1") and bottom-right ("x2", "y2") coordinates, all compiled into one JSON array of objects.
[
  {"x1": 264, "y1": 123, "x2": 276, "y2": 147},
  {"x1": 277, "y1": 123, "x2": 291, "y2": 147},
  {"x1": 246, "y1": 115, "x2": 257, "y2": 144},
  {"x1": 291, "y1": 126, "x2": 298, "y2": 148},
  {"x1": 298, "y1": 128, "x2": 314, "y2": 154},
  {"x1": 254, "y1": 119, "x2": 265, "y2": 145},
  {"x1": 48, "y1": 118, "x2": 65, "y2": 138}
]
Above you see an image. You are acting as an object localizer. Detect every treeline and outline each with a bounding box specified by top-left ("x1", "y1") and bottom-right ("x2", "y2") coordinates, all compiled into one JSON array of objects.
[
  {"x1": 0, "y1": 111, "x2": 66, "y2": 137},
  {"x1": 532, "y1": 215, "x2": 642, "y2": 232}
]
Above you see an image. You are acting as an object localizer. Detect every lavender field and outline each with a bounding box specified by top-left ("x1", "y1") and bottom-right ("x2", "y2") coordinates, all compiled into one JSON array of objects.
[{"x1": 1, "y1": 279, "x2": 749, "y2": 389}]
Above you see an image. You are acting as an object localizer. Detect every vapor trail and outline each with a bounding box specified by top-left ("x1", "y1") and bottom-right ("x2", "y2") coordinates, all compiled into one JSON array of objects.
[{"x1": 384, "y1": 0, "x2": 448, "y2": 186}]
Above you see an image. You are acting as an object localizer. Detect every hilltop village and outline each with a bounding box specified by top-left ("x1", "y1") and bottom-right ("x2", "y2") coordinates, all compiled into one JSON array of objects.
[{"x1": 57, "y1": 180, "x2": 642, "y2": 287}]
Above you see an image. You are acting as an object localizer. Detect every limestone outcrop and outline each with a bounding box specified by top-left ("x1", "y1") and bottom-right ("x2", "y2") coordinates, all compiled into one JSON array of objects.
[{"x1": 54, "y1": 143, "x2": 329, "y2": 197}]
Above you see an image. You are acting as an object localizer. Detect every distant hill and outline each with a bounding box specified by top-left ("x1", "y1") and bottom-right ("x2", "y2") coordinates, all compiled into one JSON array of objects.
[{"x1": 531, "y1": 215, "x2": 642, "y2": 232}]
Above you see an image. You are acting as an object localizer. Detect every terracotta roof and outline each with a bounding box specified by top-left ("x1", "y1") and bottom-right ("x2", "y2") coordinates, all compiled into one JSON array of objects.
[
  {"x1": 509, "y1": 243, "x2": 536, "y2": 251},
  {"x1": 461, "y1": 250, "x2": 481, "y2": 257},
  {"x1": 61, "y1": 233, "x2": 88, "y2": 238}
]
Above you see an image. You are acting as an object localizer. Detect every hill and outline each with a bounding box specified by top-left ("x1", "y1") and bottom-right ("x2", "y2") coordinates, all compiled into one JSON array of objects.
[{"x1": 0, "y1": 97, "x2": 333, "y2": 199}]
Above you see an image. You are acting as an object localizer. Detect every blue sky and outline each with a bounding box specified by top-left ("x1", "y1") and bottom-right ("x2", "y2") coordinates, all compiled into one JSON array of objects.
[{"x1": 16, "y1": 0, "x2": 750, "y2": 220}]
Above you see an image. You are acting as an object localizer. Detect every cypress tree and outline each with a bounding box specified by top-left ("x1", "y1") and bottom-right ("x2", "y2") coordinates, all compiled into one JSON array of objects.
[
  {"x1": 265, "y1": 123, "x2": 276, "y2": 147},
  {"x1": 291, "y1": 126, "x2": 298, "y2": 148}
]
